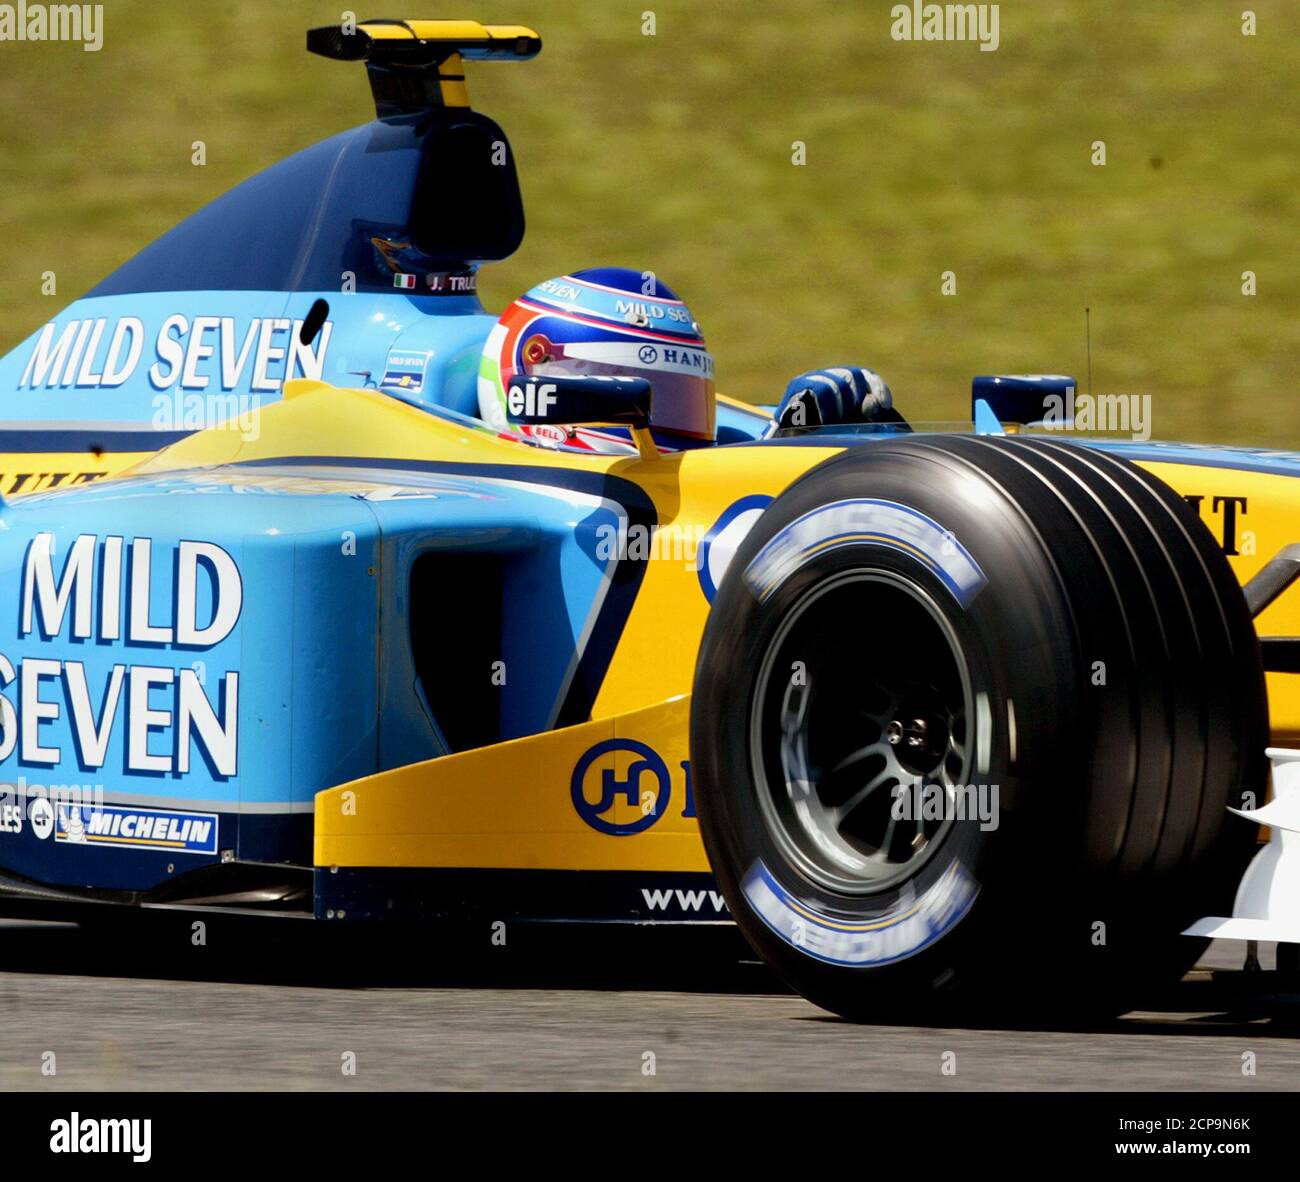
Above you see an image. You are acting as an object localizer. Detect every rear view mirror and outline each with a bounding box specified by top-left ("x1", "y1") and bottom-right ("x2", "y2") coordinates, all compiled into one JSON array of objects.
[{"x1": 971, "y1": 374, "x2": 1076, "y2": 427}]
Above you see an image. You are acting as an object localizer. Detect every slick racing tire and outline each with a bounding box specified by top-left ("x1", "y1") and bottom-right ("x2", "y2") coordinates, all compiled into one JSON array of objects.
[{"x1": 691, "y1": 436, "x2": 1267, "y2": 1022}]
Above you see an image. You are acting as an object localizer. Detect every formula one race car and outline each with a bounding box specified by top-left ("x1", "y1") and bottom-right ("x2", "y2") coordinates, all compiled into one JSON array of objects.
[{"x1": 0, "y1": 19, "x2": 1297, "y2": 1021}]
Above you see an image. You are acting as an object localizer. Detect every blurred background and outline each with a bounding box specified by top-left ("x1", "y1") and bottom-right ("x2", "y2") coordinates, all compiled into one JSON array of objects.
[{"x1": 0, "y1": 0, "x2": 1295, "y2": 443}]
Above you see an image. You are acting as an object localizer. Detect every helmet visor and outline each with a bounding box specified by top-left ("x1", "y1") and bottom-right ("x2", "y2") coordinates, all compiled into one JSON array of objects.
[{"x1": 527, "y1": 338, "x2": 715, "y2": 441}]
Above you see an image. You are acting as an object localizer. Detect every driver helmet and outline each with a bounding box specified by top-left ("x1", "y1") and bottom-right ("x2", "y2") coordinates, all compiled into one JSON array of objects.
[{"x1": 477, "y1": 267, "x2": 715, "y2": 452}]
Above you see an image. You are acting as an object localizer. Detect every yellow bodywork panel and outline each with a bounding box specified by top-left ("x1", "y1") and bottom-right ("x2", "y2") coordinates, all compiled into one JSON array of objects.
[
  {"x1": 1138, "y1": 461, "x2": 1300, "y2": 744},
  {"x1": 315, "y1": 695, "x2": 706, "y2": 871},
  {"x1": 0, "y1": 449, "x2": 145, "y2": 496}
]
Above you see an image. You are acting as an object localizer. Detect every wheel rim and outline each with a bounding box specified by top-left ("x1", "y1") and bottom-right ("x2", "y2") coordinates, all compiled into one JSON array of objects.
[{"x1": 748, "y1": 569, "x2": 974, "y2": 896}]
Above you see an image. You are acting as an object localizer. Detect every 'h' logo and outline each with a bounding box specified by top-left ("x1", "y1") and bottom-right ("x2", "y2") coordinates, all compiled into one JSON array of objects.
[{"x1": 571, "y1": 739, "x2": 671, "y2": 835}]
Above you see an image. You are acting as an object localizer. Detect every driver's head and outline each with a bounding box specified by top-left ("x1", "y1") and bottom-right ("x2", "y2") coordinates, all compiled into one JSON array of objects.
[{"x1": 478, "y1": 267, "x2": 715, "y2": 451}]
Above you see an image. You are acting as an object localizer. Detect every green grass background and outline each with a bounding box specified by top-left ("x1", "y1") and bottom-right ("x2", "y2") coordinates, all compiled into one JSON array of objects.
[{"x1": 0, "y1": 1, "x2": 1296, "y2": 443}]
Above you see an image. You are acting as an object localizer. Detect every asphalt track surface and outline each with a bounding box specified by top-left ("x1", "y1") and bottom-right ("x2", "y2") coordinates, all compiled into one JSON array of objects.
[{"x1": 1, "y1": 918, "x2": 1298, "y2": 1091}]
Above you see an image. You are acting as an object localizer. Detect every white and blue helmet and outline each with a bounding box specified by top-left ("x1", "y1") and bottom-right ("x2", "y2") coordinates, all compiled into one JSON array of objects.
[{"x1": 478, "y1": 266, "x2": 715, "y2": 451}]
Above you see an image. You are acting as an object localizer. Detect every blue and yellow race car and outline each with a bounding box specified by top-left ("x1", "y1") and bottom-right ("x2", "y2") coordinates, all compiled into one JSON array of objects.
[{"x1": 0, "y1": 19, "x2": 1297, "y2": 1021}]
